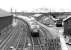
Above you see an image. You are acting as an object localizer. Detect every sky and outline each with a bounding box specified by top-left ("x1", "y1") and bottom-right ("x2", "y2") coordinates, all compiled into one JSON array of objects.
[{"x1": 0, "y1": 0, "x2": 71, "y2": 12}]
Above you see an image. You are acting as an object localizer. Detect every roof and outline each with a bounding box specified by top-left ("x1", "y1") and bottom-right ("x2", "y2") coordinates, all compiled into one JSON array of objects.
[
  {"x1": 63, "y1": 15, "x2": 71, "y2": 21},
  {"x1": 0, "y1": 9, "x2": 11, "y2": 17},
  {"x1": 32, "y1": 14, "x2": 42, "y2": 17}
]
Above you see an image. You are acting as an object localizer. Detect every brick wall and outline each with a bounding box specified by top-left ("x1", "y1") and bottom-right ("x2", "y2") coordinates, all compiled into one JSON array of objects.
[{"x1": 0, "y1": 15, "x2": 13, "y2": 31}]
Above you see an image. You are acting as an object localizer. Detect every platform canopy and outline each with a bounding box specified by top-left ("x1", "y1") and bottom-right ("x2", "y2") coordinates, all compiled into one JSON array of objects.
[{"x1": 0, "y1": 9, "x2": 11, "y2": 17}]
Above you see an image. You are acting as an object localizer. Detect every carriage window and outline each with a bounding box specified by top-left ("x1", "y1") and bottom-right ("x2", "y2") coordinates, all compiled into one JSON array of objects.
[{"x1": 31, "y1": 31, "x2": 39, "y2": 37}]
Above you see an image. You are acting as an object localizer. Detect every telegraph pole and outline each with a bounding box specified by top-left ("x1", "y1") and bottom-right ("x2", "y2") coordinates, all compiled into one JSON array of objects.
[
  {"x1": 12, "y1": 9, "x2": 17, "y2": 27},
  {"x1": 11, "y1": 8, "x2": 13, "y2": 15}
]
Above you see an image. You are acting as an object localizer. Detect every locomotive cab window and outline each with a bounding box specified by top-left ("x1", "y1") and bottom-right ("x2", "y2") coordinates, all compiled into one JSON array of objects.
[
  {"x1": 56, "y1": 19, "x2": 63, "y2": 27},
  {"x1": 31, "y1": 29, "x2": 40, "y2": 37}
]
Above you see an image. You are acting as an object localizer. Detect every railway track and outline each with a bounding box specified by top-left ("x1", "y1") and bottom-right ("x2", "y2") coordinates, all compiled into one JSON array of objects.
[
  {"x1": 39, "y1": 24, "x2": 62, "y2": 50},
  {"x1": 30, "y1": 36, "x2": 43, "y2": 50},
  {"x1": 3, "y1": 20, "x2": 31, "y2": 50},
  {"x1": 0, "y1": 25, "x2": 19, "y2": 50},
  {"x1": 0, "y1": 18, "x2": 61, "y2": 50},
  {"x1": 16, "y1": 25, "x2": 26, "y2": 50},
  {"x1": 2, "y1": 23, "x2": 25, "y2": 50},
  {"x1": 0, "y1": 25, "x2": 14, "y2": 44},
  {"x1": 1, "y1": 26, "x2": 20, "y2": 50}
]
